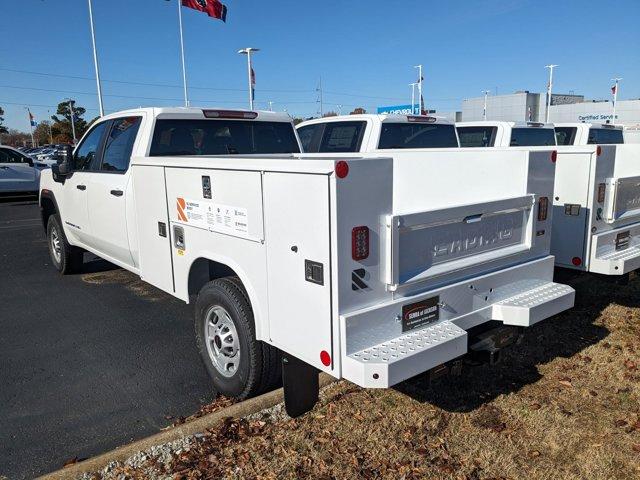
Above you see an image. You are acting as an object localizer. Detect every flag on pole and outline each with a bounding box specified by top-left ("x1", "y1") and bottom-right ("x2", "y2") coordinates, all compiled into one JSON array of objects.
[
  {"x1": 28, "y1": 110, "x2": 37, "y2": 127},
  {"x1": 250, "y1": 67, "x2": 256, "y2": 101},
  {"x1": 611, "y1": 84, "x2": 617, "y2": 95},
  {"x1": 181, "y1": 0, "x2": 227, "y2": 22}
]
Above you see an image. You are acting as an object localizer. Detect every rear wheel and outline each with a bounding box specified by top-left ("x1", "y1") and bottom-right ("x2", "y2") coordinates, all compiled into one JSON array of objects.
[
  {"x1": 195, "y1": 277, "x2": 281, "y2": 399},
  {"x1": 47, "y1": 214, "x2": 83, "y2": 274}
]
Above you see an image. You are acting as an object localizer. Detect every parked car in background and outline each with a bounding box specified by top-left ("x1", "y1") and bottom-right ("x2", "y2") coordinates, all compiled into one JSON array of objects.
[
  {"x1": 0, "y1": 145, "x2": 42, "y2": 193},
  {"x1": 456, "y1": 121, "x2": 557, "y2": 147}
]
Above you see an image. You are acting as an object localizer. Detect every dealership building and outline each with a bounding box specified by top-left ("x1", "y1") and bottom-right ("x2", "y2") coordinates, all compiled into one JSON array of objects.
[{"x1": 461, "y1": 91, "x2": 640, "y2": 127}]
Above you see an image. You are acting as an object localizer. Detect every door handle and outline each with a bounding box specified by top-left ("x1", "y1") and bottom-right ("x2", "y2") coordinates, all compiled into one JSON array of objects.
[
  {"x1": 76, "y1": 184, "x2": 86, "y2": 191},
  {"x1": 110, "y1": 189, "x2": 124, "y2": 197}
]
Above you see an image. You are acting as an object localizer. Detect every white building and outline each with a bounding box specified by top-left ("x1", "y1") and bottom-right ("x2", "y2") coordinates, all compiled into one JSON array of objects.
[{"x1": 549, "y1": 99, "x2": 640, "y2": 127}]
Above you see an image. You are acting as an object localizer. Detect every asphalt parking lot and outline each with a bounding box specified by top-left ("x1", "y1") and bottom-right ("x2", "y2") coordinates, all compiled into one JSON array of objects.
[{"x1": 0, "y1": 197, "x2": 216, "y2": 479}]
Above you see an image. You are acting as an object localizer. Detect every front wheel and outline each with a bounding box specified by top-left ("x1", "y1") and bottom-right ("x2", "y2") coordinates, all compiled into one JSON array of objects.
[
  {"x1": 47, "y1": 214, "x2": 83, "y2": 274},
  {"x1": 195, "y1": 277, "x2": 281, "y2": 399}
]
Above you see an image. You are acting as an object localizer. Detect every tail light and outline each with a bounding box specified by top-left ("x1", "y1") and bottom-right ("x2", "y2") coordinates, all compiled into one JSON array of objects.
[
  {"x1": 551, "y1": 150, "x2": 557, "y2": 163},
  {"x1": 352, "y1": 226, "x2": 369, "y2": 261},
  {"x1": 537, "y1": 196, "x2": 549, "y2": 221},
  {"x1": 597, "y1": 146, "x2": 602, "y2": 156},
  {"x1": 597, "y1": 183, "x2": 606, "y2": 203},
  {"x1": 572, "y1": 257, "x2": 582, "y2": 266}
]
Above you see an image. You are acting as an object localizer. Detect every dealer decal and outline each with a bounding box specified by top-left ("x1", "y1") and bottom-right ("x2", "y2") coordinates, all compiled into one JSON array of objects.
[
  {"x1": 176, "y1": 197, "x2": 249, "y2": 235},
  {"x1": 402, "y1": 296, "x2": 439, "y2": 332}
]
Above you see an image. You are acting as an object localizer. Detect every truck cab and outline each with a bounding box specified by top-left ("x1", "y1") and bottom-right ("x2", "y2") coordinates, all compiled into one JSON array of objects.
[
  {"x1": 554, "y1": 122, "x2": 625, "y2": 146},
  {"x1": 297, "y1": 114, "x2": 459, "y2": 153},
  {"x1": 456, "y1": 121, "x2": 557, "y2": 147}
]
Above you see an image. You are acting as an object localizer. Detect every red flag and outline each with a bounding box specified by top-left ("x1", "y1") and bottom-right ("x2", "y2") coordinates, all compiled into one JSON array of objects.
[
  {"x1": 611, "y1": 84, "x2": 617, "y2": 95},
  {"x1": 182, "y1": 0, "x2": 227, "y2": 22}
]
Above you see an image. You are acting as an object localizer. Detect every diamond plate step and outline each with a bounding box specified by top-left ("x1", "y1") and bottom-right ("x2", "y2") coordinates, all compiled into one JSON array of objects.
[
  {"x1": 491, "y1": 281, "x2": 574, "y2": 326},
  {"x1": 591, "y1": 245, "x2": 640, "y2": 275},
  {"x1": 343, "y1": 321, "x2": 467, "y2": 388}
]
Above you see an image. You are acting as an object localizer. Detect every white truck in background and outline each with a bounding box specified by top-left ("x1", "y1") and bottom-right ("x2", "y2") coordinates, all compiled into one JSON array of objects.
[
  {"x1": 456, "y1": 120, "x2": 640, "y2": 277},
  {"x1": 40, "y1": 107, "x2": 574, "y2": 417},
  {"x1": 456, "y1": 121, "x2": 557, "y2": 148},
  {"x1": 554, "y1": 122, "x2": 624, "y2": 146},
  {"x1": 296, "y1": 114, "x2": 459, "y2": 152}
]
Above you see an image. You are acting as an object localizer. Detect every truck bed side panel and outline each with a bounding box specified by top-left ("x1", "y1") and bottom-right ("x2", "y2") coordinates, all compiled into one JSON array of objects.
[
  {"x1": 131, "y1": 165, "x2": 175, "y2": 294},
  {"x1": 263, "y1": 172, "x2": 333, "y2": 371}
]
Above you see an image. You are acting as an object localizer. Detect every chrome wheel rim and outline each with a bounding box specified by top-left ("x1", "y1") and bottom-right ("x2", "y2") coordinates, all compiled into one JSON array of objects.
[
  {"x1": 50, "y1": 227, "x2": 62, "y2": 264},
  {"x1": 204, "y1": 306, "x2": 240, "y2": 378}
]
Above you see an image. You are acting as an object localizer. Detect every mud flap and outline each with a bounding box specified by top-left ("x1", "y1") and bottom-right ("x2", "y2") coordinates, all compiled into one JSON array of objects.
[{"x1": 282, "y1": 354, "x2": 319, "y2": 418}]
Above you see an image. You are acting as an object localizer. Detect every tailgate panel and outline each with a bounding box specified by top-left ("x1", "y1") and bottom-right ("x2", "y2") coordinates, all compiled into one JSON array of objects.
[
  {"x1": 603, "y1": 175, "x2": 640, "y2": 224},
  {"x1": 386, "y1": 195, "x2": 535, "y2": 287}
]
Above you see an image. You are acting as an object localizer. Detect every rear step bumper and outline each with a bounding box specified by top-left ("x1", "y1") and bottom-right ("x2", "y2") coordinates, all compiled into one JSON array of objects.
[
  {"x1": 589, "y1": 223, "x2": 640, "y2": 275},
  {"x1": 340, "y1": 256, "x2": 574, "y2": 388}
]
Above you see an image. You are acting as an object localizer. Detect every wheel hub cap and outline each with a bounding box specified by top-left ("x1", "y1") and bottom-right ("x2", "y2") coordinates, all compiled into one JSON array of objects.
[
  {"x1": 204, "y1": 306, "x2": 239, "y2": 378},
  {"x1": 51, "y1": 228, "x2": 62, "y2": 263}
]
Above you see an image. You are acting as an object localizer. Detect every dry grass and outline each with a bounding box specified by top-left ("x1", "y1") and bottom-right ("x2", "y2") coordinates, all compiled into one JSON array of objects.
[{"x1": 88, "y1": 274, "x2": 640, "y2": 480}]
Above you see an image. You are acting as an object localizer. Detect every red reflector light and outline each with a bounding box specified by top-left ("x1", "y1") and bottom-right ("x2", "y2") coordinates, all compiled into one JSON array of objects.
[
  {"x1": 572, "y1": 257, "x2": 582, "y2": 266},
  {"x1": 597, "y1": 183, "x2": 606, "y2": 203},
  {"x1": 551, "y1": 150, "x2": 557, "y2": 163},
  {"x1": 320, "y1": 350, "x2": 331, "y2": 366},
  {"x1": 203, "y1": 109, "x2": 258, "y2": 119},
  {"x1": 538, "y1": 196, "x2": 549, "y2": 221},
  {"x1": 335, "y1": 161, "x2": 349, "y2": 178},
  {"x1": 597, "y1": 145, "x2": 602, "y2": 156},
  {"x1": 352, "y1": 226, "x2": 370, "y2": 261},
  {"x1": 407, "y1": 115, "x2": 437, "y2": 123}
]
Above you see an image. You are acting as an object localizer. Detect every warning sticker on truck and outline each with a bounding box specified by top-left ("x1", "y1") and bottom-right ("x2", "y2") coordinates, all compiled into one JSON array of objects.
[
  {"x1": 176, "y1": 197, "x2": 249, "y2": 235},
  {"x1": 402, "y1": 296, "x2": 439, "y2": 332}
]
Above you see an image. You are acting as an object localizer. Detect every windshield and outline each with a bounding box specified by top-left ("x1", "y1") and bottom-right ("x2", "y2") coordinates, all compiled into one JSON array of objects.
[
  {"x1": 588, "y1": 128, "x2": 624, "y2": 145},
  {"x1": 457, "y1": 126, "x2": 497, "y2": 147},
  {"x1": 378, "y1": 123, "x2": 458, "y2": 149},
  {"x1": 510, "y1": 128, "x2": 556, "y2": 146},
  {"x1": 555, "y1": 127, "x2": 577, "y2": 145},
  {"x1": 149, "y1": 119, "x2": 300, "y2": 156}
]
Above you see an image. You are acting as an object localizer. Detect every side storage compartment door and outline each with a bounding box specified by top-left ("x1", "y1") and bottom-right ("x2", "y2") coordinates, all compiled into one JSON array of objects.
[
  {"x1": 263, "y1": 172, "x2": 333, "y2": 370},
  {"x1": 131, "y1": 165, "x2": 174, "y2": 294},
  {"x1": 550, "y1": 152, "x2": 591, "y2": 267}
]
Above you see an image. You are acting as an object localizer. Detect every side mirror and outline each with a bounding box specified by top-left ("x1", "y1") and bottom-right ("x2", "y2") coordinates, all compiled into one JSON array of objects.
[
  {"x1": 25, "y1": 157, "x2": 34, "y2": 167},
  {"x1": 52, "y1": 146, "x2": 73, "y2": 183}
]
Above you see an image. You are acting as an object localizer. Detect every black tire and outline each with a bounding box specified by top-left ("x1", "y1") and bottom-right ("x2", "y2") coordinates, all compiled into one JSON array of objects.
[
  {"x1": 195, "y1": 277, "x2": 281, "y2": 399},
  {"x1": 46, "y1": 214, "x2": 83, "y2": 274}
]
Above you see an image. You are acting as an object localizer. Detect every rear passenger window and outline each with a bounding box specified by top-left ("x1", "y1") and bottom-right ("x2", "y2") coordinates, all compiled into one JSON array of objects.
[
  {"x1": 318, "y1": 122, "x2": 366, "y2": 152},
  {"x1": 555, "y1": 127, "x2": 577, "y2": 145},
  {"x1": 74, "y1": 121, "x2": 109, "y2": 171},
  {"x1": 297, "y1": 124, "x2": 323, "y2": 152},
  {"x1": 588, "y1": 128, "x2": 624, "y2": 145},
  {"x1": 457, "y1": 126, "x2": 497, "y2": 147},
  {"x1": 101, "y1": 117, "x2": 142, "y2": 172},
  {"x1": 510, "y1": 128, "x2": 556, "y2": 146},
  {"x1": 379, "y1": 123, "x2": 458, "y2": 149}
]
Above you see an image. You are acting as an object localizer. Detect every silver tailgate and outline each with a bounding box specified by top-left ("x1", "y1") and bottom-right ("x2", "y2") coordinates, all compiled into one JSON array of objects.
[{"x1": 384, "y1": 195, "x2": 536, "y2": 289}]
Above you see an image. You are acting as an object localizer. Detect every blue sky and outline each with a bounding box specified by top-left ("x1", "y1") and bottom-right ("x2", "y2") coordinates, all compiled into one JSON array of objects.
[{"x1": 1, "y1": 0, "x2": 639, "y2": 131}]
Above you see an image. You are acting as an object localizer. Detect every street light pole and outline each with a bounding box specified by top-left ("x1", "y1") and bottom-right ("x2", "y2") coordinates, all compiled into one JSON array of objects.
[
  {"x1": 268, "y1": 101, "x2": 274, "y2": 111},
  {"x1": 611, "y1": 77, "x2": 622, "y2": 124},
  {"x1": 409, "y1": 83, "x2": 417, "y2": 114},
  {"x1": 414, "y1": 65, "x2": 423, "y2": 114},
  {"x1": 545, "y1": 64, "x2": 558, "y2": 123},
  {"x1": 482, "y1": 90, "x2": 490, "y2": 120},
  {"x1": 68, "y1": 100, "x2": 77, "y2": 145},
  {"x1": 238, "y1": 48, "x2": 259, "y2": 110},
  {"x1": 87, "y1": 0, "x2": 105, "y2": 116}
]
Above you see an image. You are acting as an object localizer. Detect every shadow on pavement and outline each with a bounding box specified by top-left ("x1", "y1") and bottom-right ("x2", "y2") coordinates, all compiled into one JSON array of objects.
[{"x1": 394, "y1": 274, "x2": 636, "y2": 412}]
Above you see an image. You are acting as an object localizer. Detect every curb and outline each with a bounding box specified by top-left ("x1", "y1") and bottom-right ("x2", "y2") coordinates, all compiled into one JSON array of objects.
[{"x1": 38, "y1": 373, "x2": 335, "y2": 480}]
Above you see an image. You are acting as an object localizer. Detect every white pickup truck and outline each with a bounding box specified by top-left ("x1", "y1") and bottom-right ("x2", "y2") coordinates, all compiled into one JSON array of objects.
[
  {"x1": 297, "y1": 114, "x2": 459, "y2": 152},
  {"x1": 456, "y1": 120, "x2": 640, "y2": 276},
  {"x1": 554, "y1": 122, "x2": 624, "y2": 146},
  {"x1": 456, "y1": 121, "x2": 557, "y2": 148},
  {"x1": 40, "y1": 108, "x2": 574, "y2": 416}
]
